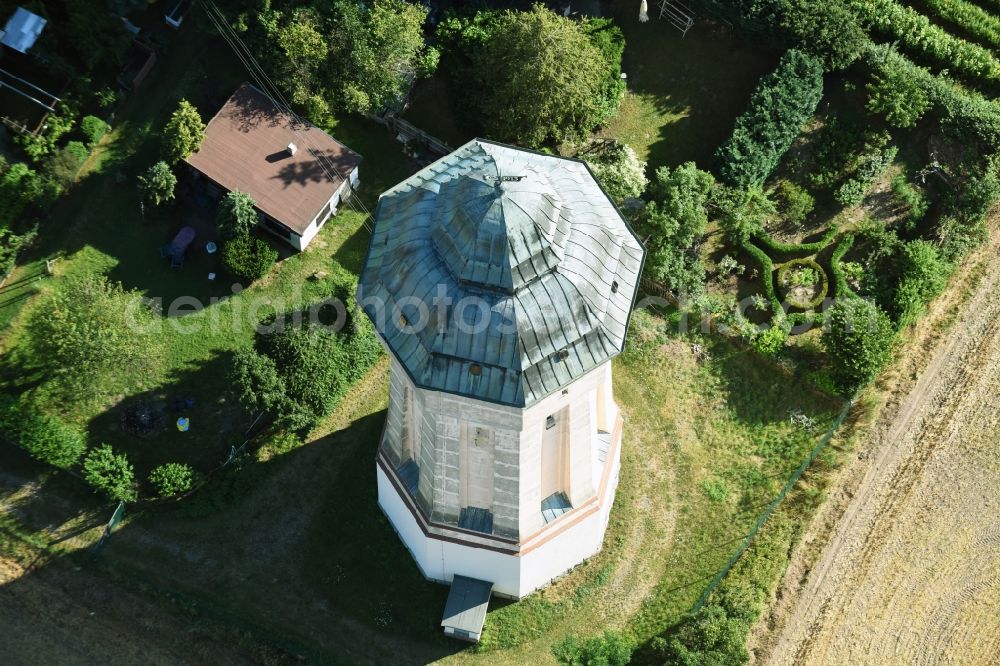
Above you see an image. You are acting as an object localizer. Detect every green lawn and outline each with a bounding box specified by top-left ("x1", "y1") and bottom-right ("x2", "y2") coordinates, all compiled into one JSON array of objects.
[{"x1": 598, "y1": 5, "x2": 778, "y2": 170}]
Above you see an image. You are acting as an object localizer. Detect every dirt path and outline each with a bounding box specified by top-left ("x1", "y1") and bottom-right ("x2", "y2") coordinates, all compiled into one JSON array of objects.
[{"x1": 757, "y1": 232, "x2": 1000, "y2": 665}]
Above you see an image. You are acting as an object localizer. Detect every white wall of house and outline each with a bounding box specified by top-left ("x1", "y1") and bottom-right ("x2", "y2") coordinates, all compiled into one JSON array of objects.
[{"x1": 287, "y1": 166, "x2": 359, "y2": 251}]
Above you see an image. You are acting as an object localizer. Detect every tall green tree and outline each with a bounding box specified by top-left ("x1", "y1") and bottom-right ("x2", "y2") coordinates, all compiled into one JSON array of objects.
[
  {"x1": 162, "y1": 100, "x2": 205, "y2": 164},
  {"x1": 473, "y1": 5, "x2": 615, "y2": 147},
  {"x1": 138, "y1": 161, "x2": 177, "y2": 206},
  {"x1": 27, "y1": 274, "x2": 163, "y2": 394},
  {"x1": 250, "y1": 0, "x2": 433, "y2": 119},
  {"x1": 641, "y1": 163, "x2": 715, "y2": 297}
]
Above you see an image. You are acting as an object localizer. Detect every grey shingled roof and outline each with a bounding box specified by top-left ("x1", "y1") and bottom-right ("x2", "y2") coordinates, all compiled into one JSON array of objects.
[{"x1": 358, "y1": 139, "x2": 645, "y2": 407}]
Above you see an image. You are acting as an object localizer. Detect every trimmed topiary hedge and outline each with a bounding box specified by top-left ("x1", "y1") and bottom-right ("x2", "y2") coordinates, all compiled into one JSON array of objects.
[
  {"x1": 830, "y1": 233, "x2": 858, "y2": 299},
  {"x1": 753, "y1": 225, "x2": 838, "y2": 260},
  {"x1": 777, "y1": 257, "x2": 828, "y2": 310},
  {"x1": 742, "y1": 240, "x2": 782, "y2": 316}
]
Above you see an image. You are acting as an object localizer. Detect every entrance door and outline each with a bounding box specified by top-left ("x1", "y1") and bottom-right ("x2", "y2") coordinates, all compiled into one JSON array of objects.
[{"x1": 464, "y1": 426, "x2": 494, "y2": 509}]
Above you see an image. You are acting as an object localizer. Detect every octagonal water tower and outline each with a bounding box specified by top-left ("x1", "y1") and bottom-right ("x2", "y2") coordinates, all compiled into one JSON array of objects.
[{"x1": 358, "y1": 139, "x2": 644, "y2": 600}]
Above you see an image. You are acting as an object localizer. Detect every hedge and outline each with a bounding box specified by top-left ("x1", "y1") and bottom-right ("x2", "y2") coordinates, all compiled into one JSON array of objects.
[
  {"x1": 849, "y1": 0, "x2": 1000, "y2": 86},
  {"x1": 914, "y1": 0, "x2": 1000, "y2": 51},
  {"x1": 0, "y1": 395, "x2": 86, "y2": 469},
  {"x1": 716, "y1": 49, "x2": 825, "y2": 189},
  {"x1": 742, "y1": 240, "x2": 782, "y2": 316},
  {"x1": 830, "y1": 233, "x2": 858, "y2": 299},
  {"x1": 777, "y1": 257, "x2": 829, "y2": 310},
  {"x1": 752, "y1": 225, "x2": 837, "y2": 260}
]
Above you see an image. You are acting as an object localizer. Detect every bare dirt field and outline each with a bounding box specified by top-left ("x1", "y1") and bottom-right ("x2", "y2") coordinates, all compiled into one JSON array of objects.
[{"x1": 755, "y1": 229, "x2": 1000, "y2": 665}]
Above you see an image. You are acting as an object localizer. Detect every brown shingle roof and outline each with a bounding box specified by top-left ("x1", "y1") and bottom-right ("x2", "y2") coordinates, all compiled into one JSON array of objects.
[{"x1": 184, "y1": 83, "x2": 361, "y2": 235}]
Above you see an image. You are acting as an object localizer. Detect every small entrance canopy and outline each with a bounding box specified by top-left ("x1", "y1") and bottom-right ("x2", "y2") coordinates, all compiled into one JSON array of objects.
[
  {"x1": 441, "y1": 576, "x2": 493, "y2": 642},
  {"x1": 1, "y1": 7, "x2": 46, "y2": 54}
]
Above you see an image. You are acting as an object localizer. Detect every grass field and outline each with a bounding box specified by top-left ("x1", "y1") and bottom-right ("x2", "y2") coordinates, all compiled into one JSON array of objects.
[{"x1": 0, "y1": 304, "x2": 844, "y2": 664}]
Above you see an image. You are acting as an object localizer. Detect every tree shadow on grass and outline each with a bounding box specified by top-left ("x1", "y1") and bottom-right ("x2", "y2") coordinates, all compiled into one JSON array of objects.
[
  {"x1": 89, "y1": 406, "x2": 466, "y2": 664},
  {"x1": 702, "y1": 337, "x2": 842, "y2": 429},
  {"x1": 606, "y1": 7, "x2": 780, "y2": 170},
  {"x1": 85, "y1": 350, "x2": 243, "y2": 484}
]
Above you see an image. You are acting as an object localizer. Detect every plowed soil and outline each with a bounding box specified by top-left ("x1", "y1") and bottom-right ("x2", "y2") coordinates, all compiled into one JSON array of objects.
[{"x1": 756, "y1": 230, "x2": 1000, "y2": 665}]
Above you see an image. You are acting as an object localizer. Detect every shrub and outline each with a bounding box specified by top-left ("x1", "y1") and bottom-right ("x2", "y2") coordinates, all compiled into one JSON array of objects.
[
  {"x1": 640, "y1": 163, "x2": 714, "y2": 296},
  {"x1": 824, "y1": 298, "x2": 895, "y2": 394},
  {"x1": 583, "y1": 140, "x2": 647, "y2": 202},
  {"x1": 216, "y1": 191, "x2": 259, "y2": 239},
  {"x1": 0, "y1": 397, "x2": 87, "y2": 469},
  {"x1": 774, "y1": 180, "x2": 814, "y2": 226},
  {"x1": 48, "y1": 141, "x2": 90, "y2": 186},
  {"x1": 231, "y1": 290, "x2": 383, "y2": 429},
  {"x1": 138, "y1": 161, "x2": 177, "y2": 206},
  {"x1": 663, "y1": 604, "x2": 750, "y2": 666},
  {"x1": 777, "y1": 257, "x2": 828, "y2": 309},
  {"x1": 892, "y1": 240, "x2": 950, "y2": 326},
  {"x1": 0, "y1": 161, "x2": 45, "y2": 228},
  {"x1": 81, "y1": 115, "x2": 110, "y2": 147},
  {"x1": 808, "y1": 117, "x2": 871, "y2": 191},
  {"x1": 223, "y1": 234, "x2": 279, "y2": 282},
  {"x1": 716, "y1": 49, "x2": 824, "y2": 189},
  {"x1": 16, "y1": 104, "x2": 74, "y2": 162},
  {"x1": 866, "y1": 65, "x2": 931, "y2": 128},
  {"x1": 83, "y1": 444, "x2": 137, "y2": 502},
  {"x1": 751, "y1": 321, "x2": 789, "y2": 355},
  {"x1": 834, "y1": 145, "x2": 898, "y2": 207},
  {"x1": 552, "y1": 630, "x2": 632, "y2": 666},
  {"x1": 148, "y1": 463, "x2": 195, "y2": 497},
  {"x1": 162, "y1": 99, "x2": 205, "y2": 164},
  {"x1": 714, "y1": 186, "x2": 776, "y2": 246},
  {"x1": 890, "y1": 175, "x2": 929, "y2": 230}
]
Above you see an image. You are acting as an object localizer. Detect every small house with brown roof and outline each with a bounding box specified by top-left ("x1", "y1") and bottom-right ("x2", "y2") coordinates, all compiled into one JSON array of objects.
[{"x1": 184, "y1": 83, "x2": 362, "y2": 251}]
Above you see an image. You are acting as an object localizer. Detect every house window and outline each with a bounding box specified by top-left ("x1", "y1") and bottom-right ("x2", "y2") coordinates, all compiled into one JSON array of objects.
[{"x1": 315, "y1": 200, "x2": 332, "y2": 229}]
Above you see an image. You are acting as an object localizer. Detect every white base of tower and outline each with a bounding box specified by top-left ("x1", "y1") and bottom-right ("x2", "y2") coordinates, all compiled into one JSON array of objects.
[{"x1": 376, "y1": 422, "x2": 622, "y2": 599}]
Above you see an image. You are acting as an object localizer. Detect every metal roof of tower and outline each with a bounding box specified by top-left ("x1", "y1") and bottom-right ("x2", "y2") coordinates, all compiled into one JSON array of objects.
[{"x1": 358, "y1": 139, "x2": 645, "y2": 407}]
